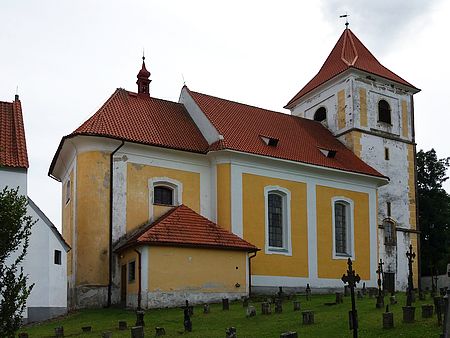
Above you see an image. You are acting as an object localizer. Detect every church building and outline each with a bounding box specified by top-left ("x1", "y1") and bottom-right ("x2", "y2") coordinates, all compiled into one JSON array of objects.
[{"x1": 49, "y1": 27, "x2": 420, "y2": 309}]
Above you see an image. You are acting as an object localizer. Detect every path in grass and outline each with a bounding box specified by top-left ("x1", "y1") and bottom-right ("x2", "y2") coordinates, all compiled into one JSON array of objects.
[{"x1": 23, "y1": 293, "x2": 441, "y2": 337}]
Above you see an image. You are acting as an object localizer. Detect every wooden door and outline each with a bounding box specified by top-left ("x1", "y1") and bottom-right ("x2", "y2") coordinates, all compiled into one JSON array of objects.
[{"x1": 384, "y1": 272, "x2": 395, "y2": 294}]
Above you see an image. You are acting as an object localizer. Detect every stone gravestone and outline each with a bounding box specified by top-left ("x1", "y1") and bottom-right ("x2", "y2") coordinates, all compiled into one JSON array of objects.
[
  {"x1": 293, "y1": 301, "x2": 301, "y2": 311},
  {"x1": 335, "y1": 292, "x2": 344, "y2": 304},
  {"x1": 261, "y1": 302, "x2": 271, "y2": 315},
  {"x1": 435, "y1": 296, "x2": 444, "y2": 326},
  {"x1": 422, "y1": 304, "x2": 434, "y2": 318},
  {"x1": 118, "y1": 320, "x2": 127, "y2": 330},
  {"x1": 302, "y1": 311, "x2": 314, "y2": 325},
  {"x1": 275, "y1": 299, "x2": 283, "y2": 314},
  {"x1": 225, "y1": 327, "x2": 237, "y2": 338},
  {"x1": 246, "y1": 305, "x2": 256, "y2": 317},
  {"x1": 280, "y1": 332, "x2": 298, "y2": 338},
  {"x1": 155, "y1": 327, "x2": 166, "y2": 336},
  {"x1": 18, "y1": 333, "x2": 28, "y2": 338},
  {"x1": 184, "y1": 306, "x2": 192, "y2": 332},
  {"x1": 101, "y1": 332, "x2": 112, "y2": 338},
  {"x1": 362, "y1": 282, "x2": 367, "y2": 296},
  {"x1": 222, "y1": 298, "x2": 230, "y2": 311},
  {"x1": 203, "y1": 304, "x2": 210, "y2": 314},
  {"x1": 403, "y1": 306, "x2": 415, "y2": 323},
  {"x1": 344, "y1": 285, "x2": 350, "y2": 297},
  {"x1": 131, "y1": 326, "x2": 144, "y2": 338},
  {"x1": 357, "y1": 291, "x2": 363, "y2": 300},
  {"x1": 443, "y1": 288, "x2": 450, "y2": 338},
  {"x1": 383, "y1": 305, "x2": 394, "y2": 329},
  {"x1": 81, "y1": 326, "x2": 92, "y2": 332},
  {"x1": 242, "y1": 296, "x2": 249, "y2": 308},
  {"x1": 390, "y1": 294, "x2": 397, "y2": 305},
  {"x1": 135, "y1": 310, "x2": 145, "y2": 327},
  {"x1": 54, "y1": 326, "x2": 64, "y2": 338},
  {"x1": 305, "y1": 284, "x2": 311, "y2": 301}
]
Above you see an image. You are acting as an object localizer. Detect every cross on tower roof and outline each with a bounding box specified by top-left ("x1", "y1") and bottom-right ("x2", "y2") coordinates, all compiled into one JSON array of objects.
[{"x1": 340, "y1": 13, "x2": 350, "y2": 28}]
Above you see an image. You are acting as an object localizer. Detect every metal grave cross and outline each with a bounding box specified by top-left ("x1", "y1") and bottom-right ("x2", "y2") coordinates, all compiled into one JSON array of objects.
[
  {"x1": 406, "y1": 244, "x2": 416, "y2": 306},
  {"x1": 342, "y1": 258, "x2": 361, "y2": 338},
  {"x1": 376, "y1": 259, "x2": 385, "y2": 308}
]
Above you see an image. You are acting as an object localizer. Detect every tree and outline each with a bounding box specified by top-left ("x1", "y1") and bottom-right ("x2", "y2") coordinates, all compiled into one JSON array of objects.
[
  {"x1": 417, "y1": 149, "x2": 450, "y2": 276},
  {"x1": 0, "y1": 187, "x2": 35, "y2": 337}
]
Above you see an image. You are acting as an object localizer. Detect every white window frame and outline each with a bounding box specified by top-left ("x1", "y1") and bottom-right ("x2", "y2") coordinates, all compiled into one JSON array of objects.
[
  {"x1": 264, "y1": 185, "x2": 292, "y2": 256},
  {"x1": 331, "y1": 196, "x2": 355, "y2": 260},
  {"x1": 148, "y1": 177, "x2": 183, "y2": 220}
]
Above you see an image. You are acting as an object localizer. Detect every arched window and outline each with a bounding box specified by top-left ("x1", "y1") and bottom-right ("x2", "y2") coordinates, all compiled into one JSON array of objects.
[
  {"x1": 332, "y1": 198, "x2": 354, "y2": 257},
  {"x1": 264, "y1": 186, "x2": 292, "y2": 255},
  {"x1": 268, "y1": 193, "x2": 283, "y2": 248},
  {"x1": 153, "y1": 186, "x2": 174, "y2": 206},
  {"x1": 314, "y1": 107, "x2": 327, "y2": 122},
  {"x1": 149, "y1": 177, "x2": 183, "y2": 207},
  {"x1": 378, "y1": 99, "x2": 391, "y2": 124},
  {"x1": 383, "y1": 219, "x2": 396, "y2": 246}
]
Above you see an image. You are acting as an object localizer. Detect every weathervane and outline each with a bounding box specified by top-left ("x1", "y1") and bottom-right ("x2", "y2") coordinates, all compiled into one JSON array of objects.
[{"x1": 340, "y1": 13, "x2": 350, "y2": 28}]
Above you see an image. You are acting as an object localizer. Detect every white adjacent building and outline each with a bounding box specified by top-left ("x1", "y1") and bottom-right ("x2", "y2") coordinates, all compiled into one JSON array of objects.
[{"x1": 0, "y1": 94, "x2": 70, "y2": 323}]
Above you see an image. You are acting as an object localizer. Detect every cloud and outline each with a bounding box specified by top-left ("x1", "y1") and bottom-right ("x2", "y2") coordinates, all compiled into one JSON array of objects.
[{"x1": 320, "y1": 0, "x2": 442, "y2": 52}]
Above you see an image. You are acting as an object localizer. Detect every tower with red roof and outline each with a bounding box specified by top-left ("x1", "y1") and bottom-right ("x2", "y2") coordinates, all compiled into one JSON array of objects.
[{"x1": 285, "y1": 27, "x2": 420, "y2": 292}]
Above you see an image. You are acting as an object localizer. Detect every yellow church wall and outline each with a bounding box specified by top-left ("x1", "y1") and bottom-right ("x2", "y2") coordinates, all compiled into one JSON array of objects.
[
  {"x1": 402, "y1": 100, "x2": 409, "y2": 138},
  {"x1": 359, "y1": 88, "x2": 368, "y2": 127},
  {"x1": 62, "y1": 169, "x2": 74, "y2": 277},
  {"x1": 242, "y1": 173, "x2": 308, "y2": 277},
  {"x1": 216, "y1": 163, "x2": 231, "y2": 231},
  {"x1": 337, "y1": 89, "x2": 346, "y2": 129},
  {"x1": 119, "y1": 249, "x2": 139, "y2": 295},
  {"x1": 126, "y1": 163, "x2": 200, "y2": 233},
  {"x1": 344, "y1": 131, "x2": 363, "y2": 158},
  {"x1": 316, "y1": 185, "x2": 371, "y2": 280},
  {"x1": 75, "y1": 151, "x2": 110, "y2": 286},
  {"x1": 148, "y1": 246, "x2": 247, "y2": 293}
]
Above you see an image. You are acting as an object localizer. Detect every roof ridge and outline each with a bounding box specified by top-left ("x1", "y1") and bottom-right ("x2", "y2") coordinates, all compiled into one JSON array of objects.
[
  {"x1": 189, "y1": 89, "x2": 288, "y2": 117},
  {"x1": 122, "y1": 88, "x2": 183, "y2": 106}
]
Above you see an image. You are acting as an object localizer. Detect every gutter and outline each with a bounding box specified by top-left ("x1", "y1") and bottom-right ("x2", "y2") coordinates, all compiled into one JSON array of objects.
[
  {"x1": 107, "y1": 140, "x2": 125, "y2": 307},
  {"x1": 248, "y1": 251, "x2": 258, "y2": 296},
  {"x1": 134, "y1": 249, "x2": 142, "y2": 310}
]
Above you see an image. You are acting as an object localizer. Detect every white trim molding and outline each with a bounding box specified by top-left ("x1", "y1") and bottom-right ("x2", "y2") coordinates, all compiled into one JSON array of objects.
[
  {"x1": 331, "y1": 196, "x2": 355, "y2": 260},
  {"x1": 263, "y1": 185, "x2": 292, "y2": 256}
]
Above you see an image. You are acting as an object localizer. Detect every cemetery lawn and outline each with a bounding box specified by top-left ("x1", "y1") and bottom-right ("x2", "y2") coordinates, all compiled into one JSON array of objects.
[{"x1": 23, "y1": 293, "x2": 440, "y2": 337}]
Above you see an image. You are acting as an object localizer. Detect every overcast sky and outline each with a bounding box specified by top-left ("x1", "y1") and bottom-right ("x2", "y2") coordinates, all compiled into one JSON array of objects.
[{"x1": 1, "y1": 0, "x2": 449, "y2": 228}]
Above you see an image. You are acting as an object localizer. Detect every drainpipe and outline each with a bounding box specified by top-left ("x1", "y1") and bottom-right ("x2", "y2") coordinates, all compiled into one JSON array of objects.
[
  {"x1": 134, "y1": 249, "x2": 142, "y2": 310},
  {"x1": 411, "y1": 95, "x2": 421, "y2": 290},
  {"x1": 107, "y1": 140, "x2": 125, "y2": 307},
  {"x1": 248, "y1": 251, "x2": 257, "y2": 296}
]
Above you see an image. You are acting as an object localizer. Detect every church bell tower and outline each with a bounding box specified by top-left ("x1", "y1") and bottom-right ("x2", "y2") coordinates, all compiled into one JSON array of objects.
[{"x1": 285, "y1": 27, "x2": 421, "y2": 291}]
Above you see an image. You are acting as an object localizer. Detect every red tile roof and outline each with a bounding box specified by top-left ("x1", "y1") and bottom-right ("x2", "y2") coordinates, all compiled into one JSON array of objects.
[
  {"x1": 0, "y1": 97, "x2": 29, "y2": 168},
  {"x1": 285, "y1": 29, "x2": 419, "y2": 109},
  {"x1": 116, "y1": 204, "x2": 258, "y2": 252},
  {"x1": 187, "y1": 88, "x2": 385, "y2": 178},
  {"x1": 71, "y1": 88, "x2": 209, "y2": 153}
]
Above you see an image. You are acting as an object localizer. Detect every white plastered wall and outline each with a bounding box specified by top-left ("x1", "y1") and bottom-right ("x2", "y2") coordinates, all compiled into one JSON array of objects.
[{"x1": 289, "y1": 71, "x2": 416, "y2": 290}]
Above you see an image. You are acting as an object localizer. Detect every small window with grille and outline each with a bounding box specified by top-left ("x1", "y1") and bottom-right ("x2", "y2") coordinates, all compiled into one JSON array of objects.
[{"x1": 153, "y1": 186, "x2": 174, "y2": 206}]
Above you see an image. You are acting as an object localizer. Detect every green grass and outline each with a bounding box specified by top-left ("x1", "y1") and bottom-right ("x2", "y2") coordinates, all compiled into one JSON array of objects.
[{"x1": 22, "y1": 293, "x2": 441, "y2": 337}]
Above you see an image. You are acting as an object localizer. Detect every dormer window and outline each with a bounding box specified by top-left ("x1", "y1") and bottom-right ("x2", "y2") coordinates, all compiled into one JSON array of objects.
[
  {"x1": 319, "y1": 147, "x2": 337, "y2": 158},
  {"x1": 378, "y1": 100, "x2": 391, "y2": 124},
  {"x1": 260, "y1": 135, "x2": 279, "y2": 147},
  {"x1": 314, "y1": 107, "x2": 327, "y2": 122}
]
